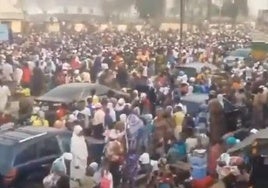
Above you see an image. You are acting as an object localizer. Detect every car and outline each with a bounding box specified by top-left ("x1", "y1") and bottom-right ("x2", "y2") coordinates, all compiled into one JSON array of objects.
[
  {"x1": 0, "y1": 125, "x2": 72, "y2": 188},
  {"x1": 34, "y1": 83, "x2": 129, "y2": 126},
  {"x1": 223, "y1": 48, "x2": 252, "y2": 69},
  {"x1": 173, "y1": 62, "x2": 218, "y2": 78}
]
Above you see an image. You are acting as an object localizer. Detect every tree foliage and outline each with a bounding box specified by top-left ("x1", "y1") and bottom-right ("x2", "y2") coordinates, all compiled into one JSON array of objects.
[
  {"x1": 135, "y1": 0, "x2": 165, "y2": 19},
  {"x1": 222, "y1": 0, "x2": 239, "y2": 20}
]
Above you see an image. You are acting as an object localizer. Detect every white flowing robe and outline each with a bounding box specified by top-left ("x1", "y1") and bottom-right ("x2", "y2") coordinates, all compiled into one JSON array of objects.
[
  {"x1": 70, "y1": 126, "x2": 88, "y2": 188},
  {"x1": 0, "y1": 85, "x2": 11, "y2": 112}
]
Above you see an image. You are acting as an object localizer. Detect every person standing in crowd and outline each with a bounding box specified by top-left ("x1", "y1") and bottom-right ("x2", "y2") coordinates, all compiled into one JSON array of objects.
[
  {"x1": 31, "y1": 61, "x2": 45, "y2": 96},
  {"x1": 43, "y1": 153, "x2": 73, "y2": 188},
  {"x1": 70, "y1": 125, "x2": 88, "y2": 188},
  {"x1": 0, "y1": 79, "x2": 11, "y2": 113},
  {"x1": 1, "y1": 55, "x2": 13, "y2": 82},
  {"x1": 92, "y1": 103, "x2": 105, "y2": 139},
  {"x1": 79, "y1": 166, "x2": 97, "y2": 188},
  {"x1": 32, "y1": 111, "x2": 49, "y2": 127}
]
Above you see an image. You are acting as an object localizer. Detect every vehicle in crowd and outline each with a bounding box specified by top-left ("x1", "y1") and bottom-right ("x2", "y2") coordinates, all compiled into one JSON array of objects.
[
  {"x1": 223, "y1": 48, "x2": 252, "y2": 69},
  {"x1": 35, "y1": 83, "x2": 129, "y2": 104},
  {"x1": 227, "y1": 127, "x2": 268, "y2": 187},
  {"x1": 181, "y1": 93, "x2": 240, "y2": 131},
  {"x1": 228, "y1": 127, "x2": 268, "y2": 154},
  {"x1": 0, "y1": 125, "x2": 72, "y2": 188},
  {"x1": 173, "y1": 62, "x2": 218, "y2": 78},
  {"x1": 181, "y1": 93, "x2": 208, "y2": 116},
  {"x1": 34, "y1": 83, "x2": 129, "y2": 126}
]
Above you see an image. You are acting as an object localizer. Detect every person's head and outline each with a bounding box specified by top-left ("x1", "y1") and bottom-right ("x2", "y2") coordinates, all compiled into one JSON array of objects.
[
  {"x1": 38, "y1": 111, "x2": 45, "y2": 119},
  {"x1": 87, "y1": 97, "x2": 92, "y2": 104},
  {"x1": 238, "y1": 88, "x2": 244, "y2": 93},
  {"x1": 225, "y1": 136, "x2": 239, "y2": 148},
  {"x1": 89, "y1": 162, "x2": 99, "y2": 173},
  {"x1": 86, "y1": 166, "x2": 95, "y2": 177},
  {"x1": 91, "y1": 89, "x2": 96, "y2": 96},
  {"x1": 174, "y1": 105, "x2": 183, "y2": 113},
  {"x1": 62, "y1": 152, "x2": 73, "y2": 164}
]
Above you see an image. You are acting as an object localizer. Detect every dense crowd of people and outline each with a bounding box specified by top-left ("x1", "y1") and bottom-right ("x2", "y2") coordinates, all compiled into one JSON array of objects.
[{"x1": 1, "y1": 23, "x2": 268, "y2": 188}]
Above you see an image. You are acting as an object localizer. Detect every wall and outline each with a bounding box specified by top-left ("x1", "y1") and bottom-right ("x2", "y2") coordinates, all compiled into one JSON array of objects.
[{"x1": 11, "y1": 20, "x2": 21, "y2": 33}]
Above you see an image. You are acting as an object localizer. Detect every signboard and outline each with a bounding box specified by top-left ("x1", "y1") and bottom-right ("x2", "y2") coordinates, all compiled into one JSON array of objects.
[{"x1": 0, "y1": 24, "x2": 9, "y2": 41}]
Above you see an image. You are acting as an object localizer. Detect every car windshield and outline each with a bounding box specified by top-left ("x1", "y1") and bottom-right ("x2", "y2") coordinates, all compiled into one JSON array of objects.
[
  {"x1": 0, "y1": 145, "x2": 13, "y2": 175},
  {"x1": 229, "y1": 49, "x2": 250, "y2": 58}
]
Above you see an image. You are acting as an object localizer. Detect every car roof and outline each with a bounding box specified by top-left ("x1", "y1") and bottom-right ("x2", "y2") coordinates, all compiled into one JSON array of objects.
[
  {"x1": 0, "y1": 125, "x2": 68, "y2": 146},
  {"x1": 234, "y1": 48, "x2": 251, "y2": 52},
  {"x1": 181, "y1": 94, "x2": 208, "y2": 104},
  {"x1": 35, "y1": 83, "x2": 129, "y2": 103}
]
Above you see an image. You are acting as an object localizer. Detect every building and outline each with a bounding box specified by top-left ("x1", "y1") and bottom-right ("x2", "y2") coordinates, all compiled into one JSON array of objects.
[{"x1": 0, "y1": 0, "x2": 24, "y2": 33}]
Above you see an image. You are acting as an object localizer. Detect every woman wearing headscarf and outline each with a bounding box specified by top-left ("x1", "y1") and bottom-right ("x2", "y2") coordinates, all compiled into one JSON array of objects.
[
  {"x1": 70, "y1": 125, "x2": 88, "y2": 188},
  {"x1": 43, "y1": 153, "x2": 73, "y2": 188},
  {"x1": 127, "y1": 107, "x2": 144, "y2": 150}
]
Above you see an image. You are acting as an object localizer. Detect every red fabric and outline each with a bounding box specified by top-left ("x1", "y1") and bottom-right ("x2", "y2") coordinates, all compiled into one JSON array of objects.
[
  {"x1": 70, "y1": 58, "x2": 81, "y2": 69},
  {"x1": 22, "y1": 67, "x2": 31, "y2": 84},
  {"x1": 142, "y1": 99, "x2": 152, "y2": 113},
  {"x1": 191, "y1": 176, "x2": 214, "y2": 188},
  {"x1": 56, "y1": 108, "x2": 66, "y2": 119},
  {"x1": 100, "y1": 174, "x2": 111, "y2": 188},
  {"x1": 208, "y1": 144, "x2": 222, "y2": 175},
  {"x1": 0, "y1": 114, "x2": 12, "y2": 125}
]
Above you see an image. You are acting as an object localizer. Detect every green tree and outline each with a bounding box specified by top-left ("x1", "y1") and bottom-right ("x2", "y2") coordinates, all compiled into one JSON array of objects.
[
  {"x1": 135, "y1": 0, "x2": 165, "y2": 19},
  {"x1": 236, "y1": 0, "x2": 248, "y2": 16},
  {"x1": 222, "y1": 0, "x2": 239, "y2": 21}
]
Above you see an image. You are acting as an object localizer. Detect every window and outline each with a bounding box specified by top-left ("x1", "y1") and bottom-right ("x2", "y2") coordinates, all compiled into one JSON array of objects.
[
  {"x1": 14, "y1": 144, "x2": 37, "y2": 166},
  {"x1": 57, "y1": 134, "x2": 71, "y2": 153},
  {"x1": 38, "y1": 137, "x2": 61, "y2": 158}
]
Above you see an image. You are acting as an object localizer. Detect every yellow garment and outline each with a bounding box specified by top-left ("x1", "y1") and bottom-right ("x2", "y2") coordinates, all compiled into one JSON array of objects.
[
  {"x1": 173, "y1": 111, "x2": 185, "y2": 139},
  {"x1": 92, "y1": 95, "x2": 99, "y2": 105},
  {"x1": 32, "y1": 118, "x2": 49, "y2": 127},
  {"x1": 30, "y1": 115, "x2": 38, "y2": 123},
  {"x1": 173, "y1": 111, "x2": 185, "y2": 127},
  {"x1": 17, "y1": 88, "x2": 31, "y2": 97},
  {"x1": 21, "y1": 88, "x2": 31, "y2": 97}
]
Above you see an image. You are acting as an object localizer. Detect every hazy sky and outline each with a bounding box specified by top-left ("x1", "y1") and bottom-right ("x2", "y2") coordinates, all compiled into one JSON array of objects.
[{"x1": 248, "y1": 0, "x2": 268, "y2": 17}]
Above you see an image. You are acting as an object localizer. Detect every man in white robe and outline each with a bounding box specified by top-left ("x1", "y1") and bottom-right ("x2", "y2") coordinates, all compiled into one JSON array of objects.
[
  {"x1": 70, "y1": 125, "x2": 88, "y2": 188},
  {"x1": 0, "y1": 80, "x2": 11, "y2": 112}
]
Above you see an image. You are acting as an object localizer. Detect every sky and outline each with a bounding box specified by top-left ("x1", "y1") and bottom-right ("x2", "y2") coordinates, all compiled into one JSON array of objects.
[{"x1": 248, "y1": 0, "x2": 268, "y2": 17}]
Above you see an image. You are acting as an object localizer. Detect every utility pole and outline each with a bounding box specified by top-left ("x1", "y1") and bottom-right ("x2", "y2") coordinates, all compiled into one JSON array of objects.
[
  {"x1": 180, "y1": 0, "x2": 184, "y2": 50},
  {"x1": 207, "y1": 0, "x2": 212, "y2": 20}
]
